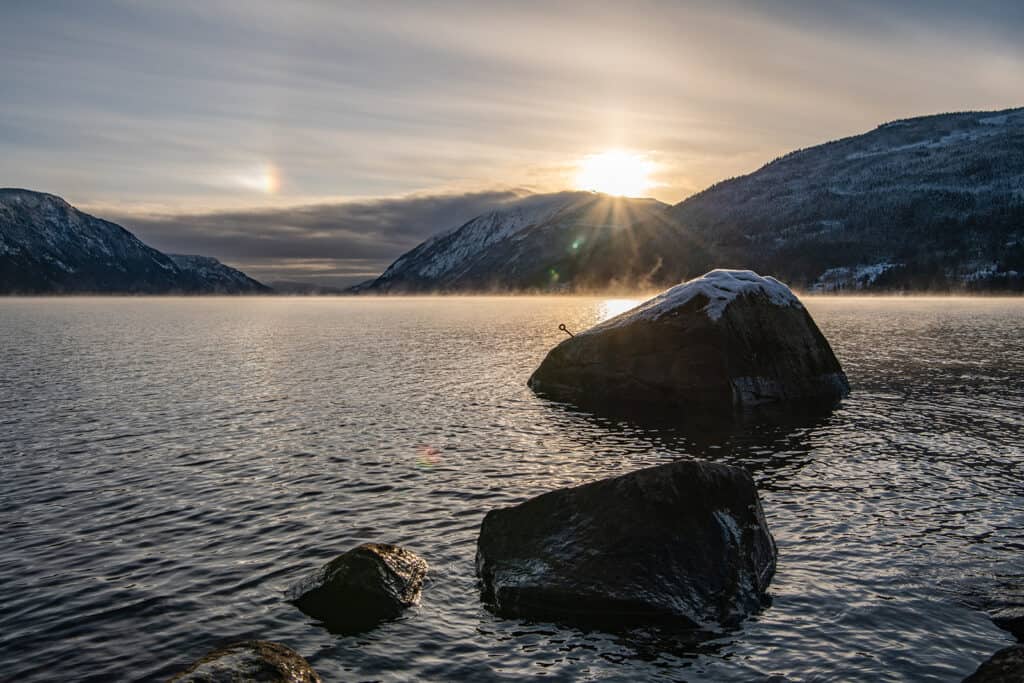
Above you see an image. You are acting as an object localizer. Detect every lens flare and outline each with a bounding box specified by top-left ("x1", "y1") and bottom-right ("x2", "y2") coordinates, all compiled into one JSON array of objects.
[{"x1": 417, "y1": 444, "x2": 441, "y2": 467}]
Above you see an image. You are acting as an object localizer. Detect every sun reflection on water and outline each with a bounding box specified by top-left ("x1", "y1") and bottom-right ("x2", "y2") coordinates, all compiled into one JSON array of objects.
[{"x1": 597, "y1": 298, "x2": 642, "y2": 322}]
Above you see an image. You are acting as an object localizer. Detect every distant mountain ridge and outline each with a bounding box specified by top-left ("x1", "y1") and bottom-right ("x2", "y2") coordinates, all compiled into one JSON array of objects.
[
  {"x1": 354, "y1": 191, "x2": 674, "y2": 293},
  {"x1": 5, "y1": 107, "x2": 1023, "y2": 295},
  {"x1": 168, "y1": 254, "x2": 269, "y2": 294},
  {"x1": 358, "y1": 107, "x2": 1024, "y2": 293},
  {"x1": 0, "y1": 189, "x2": 268, "y2": 294},
  {"x1": 667, "y1": 107, "x2": 1024, "y2": 291}
]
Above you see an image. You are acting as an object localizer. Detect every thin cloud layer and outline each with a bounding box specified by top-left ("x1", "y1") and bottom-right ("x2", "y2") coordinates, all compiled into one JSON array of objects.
[{"x1": 2, "y1": 1, "x2": 1022, "y2": 212}]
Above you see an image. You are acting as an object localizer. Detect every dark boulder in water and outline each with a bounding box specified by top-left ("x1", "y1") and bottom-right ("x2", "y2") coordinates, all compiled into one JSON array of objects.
[
  {"x1": 475, "y1": 459, "x2": 777, "y2": 629},
  {"x1": 964, "y1": 645, "x2": 1024, "y2": 682},
  {"x1": 288, "y1": 543, "x2": 427, "y2": 634},
  {"x1": 169, "y1": 640, "x2": 320, "y2": 682},
  {"x1": 528, "y1": 269, "x2": 849, "y2": 410},
  {"x1": 992, "y1": 606, "x2": 1024, "y2": 642}
]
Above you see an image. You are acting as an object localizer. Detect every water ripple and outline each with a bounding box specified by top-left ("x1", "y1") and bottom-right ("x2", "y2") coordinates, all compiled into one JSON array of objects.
[{"x1": 0, "y1": 296, "x2": 1021, "y2": 681}]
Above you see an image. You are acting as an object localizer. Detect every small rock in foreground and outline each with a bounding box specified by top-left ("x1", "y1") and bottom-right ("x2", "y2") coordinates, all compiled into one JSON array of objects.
[
  {"x1": 964, "y1": 645, "x2": 1024, "y2": 683},
  {"x1": 476, "y1": 458, "x2": 776, "y2": 629},
  {"x1": 528, "y1": 269, "x2": 849, "y2": 410},
  {"x1": 169, "y1": 640, "x2": 320, "y2": 682},
  {"x1": 288, "y1": 543, "x2": 427, "y2": 634}
]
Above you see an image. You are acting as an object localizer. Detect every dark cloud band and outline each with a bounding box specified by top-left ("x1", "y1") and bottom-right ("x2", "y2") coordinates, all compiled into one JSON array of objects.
[{"x1": 109, "y1": 189, "x2": 531, "y2": 286}]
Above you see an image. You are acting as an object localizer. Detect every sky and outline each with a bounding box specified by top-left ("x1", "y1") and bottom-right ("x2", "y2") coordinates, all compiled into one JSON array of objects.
[{"x1": 2, "y1": 1, "x2": 1022, "y2": 285}]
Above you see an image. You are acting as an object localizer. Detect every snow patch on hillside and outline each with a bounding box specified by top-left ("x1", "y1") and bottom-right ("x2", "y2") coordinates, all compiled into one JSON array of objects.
[
  {"x1": 169, "y1": 254, "x2": 261, "y2": 289},
  {"x1": 846, "y1": 119, "x2": 1010, "y2": 161},
  {"x1": 979, "y1": 115, "x2": 1008, "y2": 126},
  {"x1": 962, "y1": 262, "x2": 1020, "y2": 282},
  {"x1": 413, "y1": 194, "x2": 582, "y2": 279},
  {"x1": 812, "y1": 262, "x2": 900, "y2": 292}
]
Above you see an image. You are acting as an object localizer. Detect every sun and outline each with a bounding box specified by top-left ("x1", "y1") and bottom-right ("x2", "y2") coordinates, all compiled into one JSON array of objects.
[{"x1": 574, "y1": 150, "x2": 655, "y2": 197}]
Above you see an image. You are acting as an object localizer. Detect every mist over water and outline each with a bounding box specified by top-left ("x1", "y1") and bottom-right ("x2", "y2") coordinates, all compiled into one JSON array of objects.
[{"x1": 1, "y1": 297, "x2": 1021, "y2": 681}]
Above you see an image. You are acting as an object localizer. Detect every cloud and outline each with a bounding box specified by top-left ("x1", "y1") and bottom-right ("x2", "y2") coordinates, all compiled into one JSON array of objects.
[
  {"x1": 108, "y1": 189, "x2": 532, "y2": 286},
  {"x1": 1, "y1": 0, "x2": 1021, "y2": 214}
]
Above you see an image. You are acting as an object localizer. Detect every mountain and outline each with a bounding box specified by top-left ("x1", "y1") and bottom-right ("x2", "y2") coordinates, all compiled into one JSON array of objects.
[
  {"x1": 358, "y1": 108, "x2": 1024, "y2": 294},
  {"x1": 168, "y1": 254, "x2": 270, "y2": 294},
  {"x1": 355, "y1": 192, "x2": 675, "y2": 293},
  {"x1": 667, "y1": 107, "x2": 1024, "y2": 291},
  {"x1": 0, "y1": 189, "x2": 267, "y2": 294}
]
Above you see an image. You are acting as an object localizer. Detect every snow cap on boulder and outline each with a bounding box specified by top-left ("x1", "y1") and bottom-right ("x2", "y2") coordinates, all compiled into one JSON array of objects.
[
  {"x1": 529, "y1": 269, "x2": 849, "y2": 410},
  {"x1": 590, "y1": 269, "x2": 801, "y2": 329}
]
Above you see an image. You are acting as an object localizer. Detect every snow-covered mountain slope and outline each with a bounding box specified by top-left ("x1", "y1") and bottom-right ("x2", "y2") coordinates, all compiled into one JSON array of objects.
[
  {"x1": 666, "y1": 107, "x2": 1024, "y2": 291},
  {"x1": 168, "y1": 254, "x2": 270, "y2": 294},
  {"x1": 357, "y1": 192, "x2": 674, "y2": 292},
  {"x1": 0, "y1": 189, "x2": 267, "y2": 293}
]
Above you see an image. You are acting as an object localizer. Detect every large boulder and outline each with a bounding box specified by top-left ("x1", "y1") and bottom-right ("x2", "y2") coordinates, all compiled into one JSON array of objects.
[
  {"x1": 528, "y1": 269, "x2": 849, "y2": 410},
  {"x1": 475, "y1": 459, "x2": 777, "y2": 629},
  {"x1": 169, "y1": 640, "x2": 320, "y2": 682},
  {"x1": 964, "y1": 645, "x2": 1024, "y2": 682},
  {"x1": 288, "y1": 543, "x2": 427, "y2": 634}
]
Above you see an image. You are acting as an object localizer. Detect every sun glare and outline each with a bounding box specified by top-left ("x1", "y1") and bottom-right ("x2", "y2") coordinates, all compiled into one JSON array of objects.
[
  {"x1": 597, "y1": 298, "x2": 643, "y2": 322},
  {"x1": 574, "y1": 150, "x2": 655, "y2": 197}
]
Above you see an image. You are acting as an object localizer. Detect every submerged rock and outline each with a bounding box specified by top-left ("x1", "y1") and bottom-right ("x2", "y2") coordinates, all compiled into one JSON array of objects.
[
  {"x1": 528, "y1": 269, "x2": 849, "y2": 410},
  {"x1": 288, "y1": 543, "x2": 427, "y2": 634},
  {"x1": 475, "y1": 459, "x2": 777, "y2": 629},
  {"x1": 169, "y1": 640, "x2": 320, "y2": 682},
  {"x1": 992, "y1": 606, "x2": 1024, "y2": 642},
  {"x1": 964, "y1": 645, "x2": 1024, "y2": 682}
]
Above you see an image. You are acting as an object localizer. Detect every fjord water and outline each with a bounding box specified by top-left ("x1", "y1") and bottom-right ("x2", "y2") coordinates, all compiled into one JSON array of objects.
[{"x1": 1, "y1": 297, "x2": 1021, "y2": 682}]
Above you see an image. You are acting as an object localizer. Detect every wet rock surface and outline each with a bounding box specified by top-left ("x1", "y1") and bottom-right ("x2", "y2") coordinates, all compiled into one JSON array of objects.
[
  {"x1": 528, "y1": 269, "x2": 849, "y2": 410},
  {"x1": 169, "y1": 640, "x2": 320, "y2": 682},
  {"x1": 475, "y1": 458, "x2": 777, "y2": 629},
  {"x1": 991, "y1": 606, "x2": 1024, "y2": 642},
  {"x1": 964, "y1": 645, "x2": 1024, "y2": 683},
  {"x1": 288, "y1": 543, "x2": 427, "y2": 634}
]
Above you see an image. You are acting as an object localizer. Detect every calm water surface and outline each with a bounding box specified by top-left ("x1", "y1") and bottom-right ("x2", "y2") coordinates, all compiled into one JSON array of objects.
[{"x1": 1, "y1": 297, "x2": 1022, "y2": 682}]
